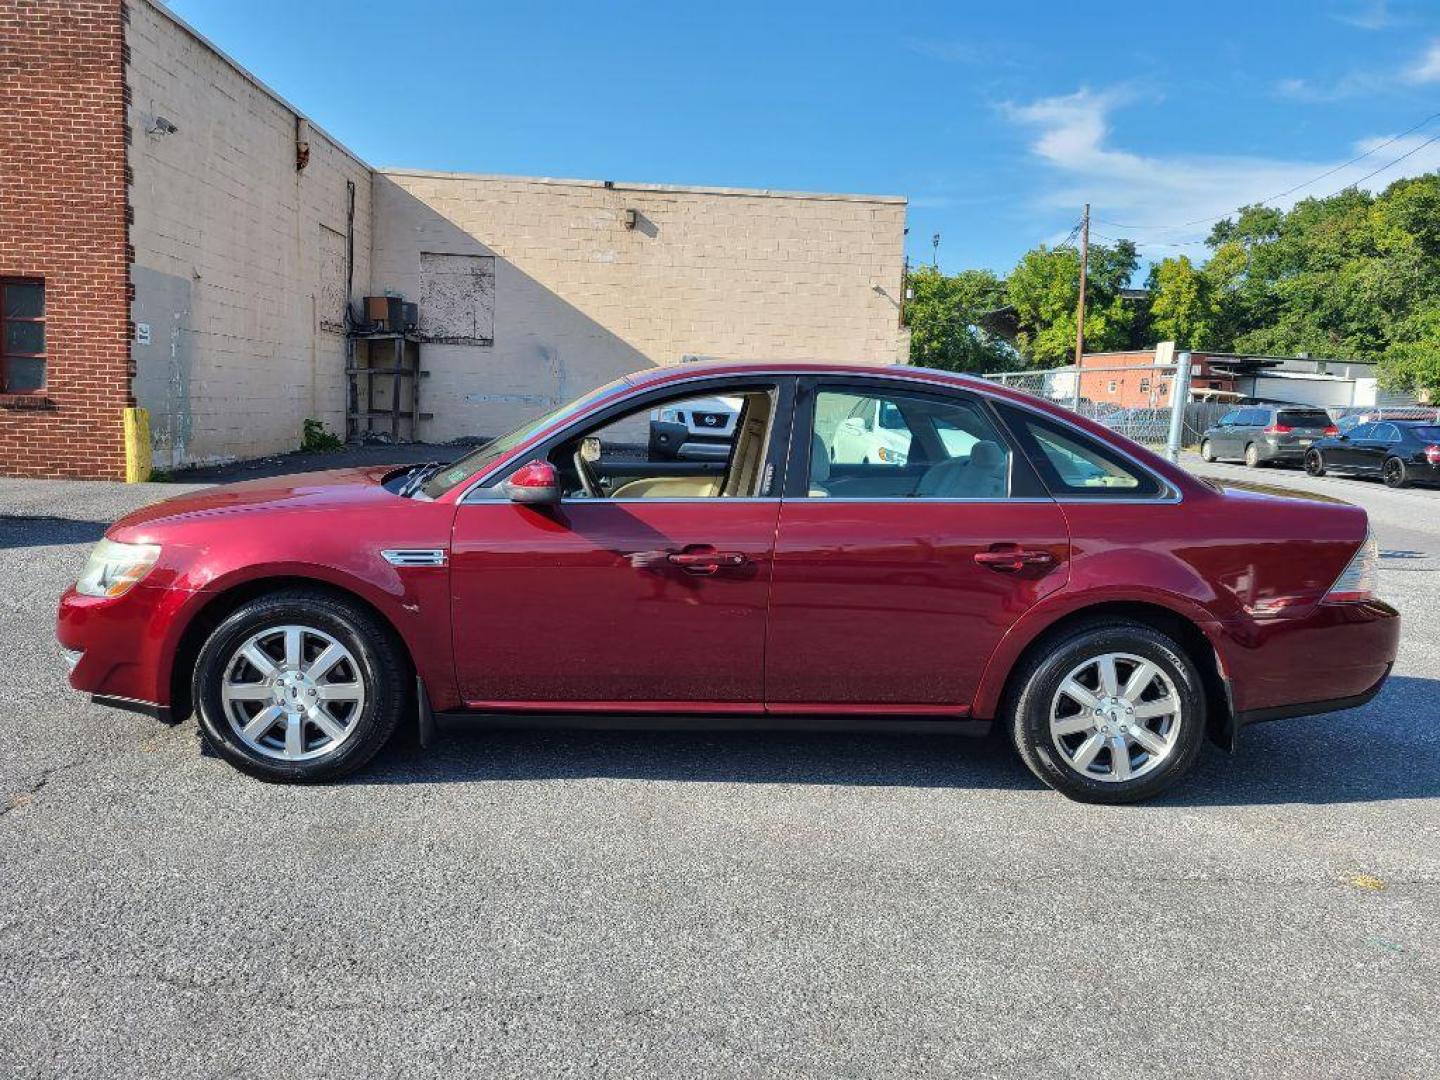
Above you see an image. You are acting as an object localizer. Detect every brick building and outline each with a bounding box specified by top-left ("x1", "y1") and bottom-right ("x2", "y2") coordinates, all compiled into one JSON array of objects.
[
  {"x1": 1075, "y1": 347, "x2": 1238, "y2": 409},
  {"x1": 1, "y1": 0, "x2": 909, "y2": 479}
]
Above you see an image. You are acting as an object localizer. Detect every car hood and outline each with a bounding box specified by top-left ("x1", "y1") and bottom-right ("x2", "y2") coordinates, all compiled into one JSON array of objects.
[{"x1": 109, "y1": 465, "x2": 404, "y2": 535}]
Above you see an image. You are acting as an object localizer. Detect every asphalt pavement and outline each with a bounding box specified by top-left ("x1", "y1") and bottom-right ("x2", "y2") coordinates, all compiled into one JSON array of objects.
[{"x1": 1, "y1": 460, "x2": 1437, "y2": 1079}]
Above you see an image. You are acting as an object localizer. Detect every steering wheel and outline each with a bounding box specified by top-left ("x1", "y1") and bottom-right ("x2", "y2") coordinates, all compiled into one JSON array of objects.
[{"x1": 572, "y1": 436, "x2": 603, "y2": 498}]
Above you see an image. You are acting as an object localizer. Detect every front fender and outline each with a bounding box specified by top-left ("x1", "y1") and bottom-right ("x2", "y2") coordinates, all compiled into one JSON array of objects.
[{"x1": 155, "y1": 557, "x2": 458, "y2": 712}]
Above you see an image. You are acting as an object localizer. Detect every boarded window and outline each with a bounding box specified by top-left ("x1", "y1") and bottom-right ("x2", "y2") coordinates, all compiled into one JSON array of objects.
[
  {"x1": 317, "y1": 224, "x2": 347, "y2": 334},
  {"x1": 419, "y1": 253, "x2": 495, "y2": 345}
]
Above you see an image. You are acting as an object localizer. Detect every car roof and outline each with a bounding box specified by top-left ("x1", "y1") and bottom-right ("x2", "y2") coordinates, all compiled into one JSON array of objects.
[{"x1": 623, "y1": 359, "x2": 990, "y2": 391}]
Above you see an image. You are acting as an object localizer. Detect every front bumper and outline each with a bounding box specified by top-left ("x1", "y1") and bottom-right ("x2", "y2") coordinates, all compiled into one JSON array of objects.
[{"x1": 57, "y1": 583, "x2": 195, "y2": 717}]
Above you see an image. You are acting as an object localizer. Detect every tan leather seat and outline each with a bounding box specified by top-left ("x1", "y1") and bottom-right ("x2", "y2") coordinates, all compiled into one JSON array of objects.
[
  {"x1": 916, "y1": 440, "x2": 1007, "y2": 498},
  {"x1": 809, "y1": 433, "x2": 831, "y2": 497},
  {"x1": 609, "y1": 476, "x2": 721, "y2": 499}
]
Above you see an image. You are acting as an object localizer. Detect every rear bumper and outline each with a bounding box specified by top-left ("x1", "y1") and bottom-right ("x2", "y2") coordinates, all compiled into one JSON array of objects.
[
  {"x1": 1218, "y1": 599, "x2": 1400, "y2": 719},
  {"x1": 1235, "y1": 663, "x2": 1390, "y2": 727},
  {"x1": 1258, "y1": 439, "x2": 1314, "y2": 461}
]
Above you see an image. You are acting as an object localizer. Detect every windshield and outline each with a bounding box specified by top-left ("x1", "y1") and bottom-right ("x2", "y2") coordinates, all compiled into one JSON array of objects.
[{"x1": 419, "y1": 379, "x2": 625, "y2": 498}]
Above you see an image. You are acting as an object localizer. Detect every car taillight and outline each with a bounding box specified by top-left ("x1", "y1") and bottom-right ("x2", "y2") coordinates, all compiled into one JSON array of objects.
[
  {"x1": 1426, "y1": 444, "x2": 1440, "y2": 465},
  {"x1": 1323, "y1": 425, "x2": 1339, "y2": 436},
  {"x1": 1264, "y1": 424, "x2": 1292, "y2": 434},
  {"x1": 1324, "y1": 532, "x2": 1380, "y2": 604}
]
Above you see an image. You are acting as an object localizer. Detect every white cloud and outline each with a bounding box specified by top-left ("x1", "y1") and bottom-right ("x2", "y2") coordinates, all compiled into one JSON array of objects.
[
  {"x1": 1404, "y1": 39, "x2": 1440, "y2": 84},
  {"x1": 1277, "y1": 38, "x2": 1440, "y2": 100},
  {"x1": 1333, "y1": 0, "x2": 1396, "y2": 30},
  {"x1": 901, "y1": 36, "x2": 980, "y2": 64},
  {"x1": 1002, "y1": 87, "x2": 1440, "y2": 254},
  {"x1": 1274, "y1": 72, "x2": 1386, "y2": 102}
]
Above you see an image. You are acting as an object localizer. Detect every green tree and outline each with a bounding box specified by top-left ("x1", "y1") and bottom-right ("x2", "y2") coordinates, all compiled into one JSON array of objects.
[
  {"x1": 1383, "y1": 306, "x2": 1440, "y2": 394},
  {"x1": 903, "y1": 265, "x2": 1015, "y2": 372},
  {"x1": 1005, "y1": 239, "x2": 1140, "y2": 365},
  {"x1": 1146, "y1": 255, "x2": 1215, "y2": 348}
]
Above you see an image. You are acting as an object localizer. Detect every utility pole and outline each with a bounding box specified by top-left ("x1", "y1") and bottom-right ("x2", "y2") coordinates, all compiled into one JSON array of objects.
[
  {"x1": 1071, "y1": 203, "x2": 1090, "y2": 409},
  {"x1": 932, "y1": 233, "x2": 940, "y2": 268},
  {"x1": 898, "y1": 255, "x2": 909, "y2": 329}
]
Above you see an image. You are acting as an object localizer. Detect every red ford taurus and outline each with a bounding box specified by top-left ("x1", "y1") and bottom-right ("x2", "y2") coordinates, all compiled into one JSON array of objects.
[{"x1": 57, "y1": 363, "x2": 1399, "y2": 802}]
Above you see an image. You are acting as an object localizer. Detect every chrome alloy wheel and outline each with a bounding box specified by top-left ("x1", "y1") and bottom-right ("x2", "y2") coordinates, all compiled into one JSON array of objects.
[
  {"x1": 220, "y1": 625, "x2": 366, "y2": 761},
  {"x1": 1048, "y1": 652, "x2": 1182, "y2": 783}
]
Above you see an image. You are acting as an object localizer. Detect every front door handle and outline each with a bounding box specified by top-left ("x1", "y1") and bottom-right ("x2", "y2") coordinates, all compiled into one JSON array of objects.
[
  {"x1": 974, "y1": 545, "x2": 1056, "y2": 573},
  {"x1": 666, "y1": 548, "x2": 749, "y2": 575}
]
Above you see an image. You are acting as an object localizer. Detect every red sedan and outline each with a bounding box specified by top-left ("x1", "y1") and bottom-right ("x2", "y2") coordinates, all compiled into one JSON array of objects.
[{"x1": 57, "y1": 363, "x2": 1398, "y2": 802}]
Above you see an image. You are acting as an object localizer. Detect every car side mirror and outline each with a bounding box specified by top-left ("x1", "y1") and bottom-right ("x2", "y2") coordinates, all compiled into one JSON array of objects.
[{"x1": 503, "y1": 459, "x2": 561, "y2": 505}]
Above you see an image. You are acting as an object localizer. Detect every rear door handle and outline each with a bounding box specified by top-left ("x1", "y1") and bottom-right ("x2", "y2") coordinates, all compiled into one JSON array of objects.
[
  {"x1": 667, "y1": 548, "x2": 749, "y2": 575},
  {"x1": 974, "y1": 545, "x2": 1056, "y2": 573}
]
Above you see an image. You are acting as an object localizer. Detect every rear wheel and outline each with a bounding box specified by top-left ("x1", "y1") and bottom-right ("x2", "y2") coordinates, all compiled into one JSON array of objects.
[
  {"x1": 1007, "y1": 622, "x2": 1206, "y2": 804},
  {"x1": 193, "y1": 589, "x2": 408, "y2": 782},
  {"x1": 1305, "y1": 450, "x2": 1326, "y2": 477},
  {"x1": 1383, "y1": 457, "x2": 1410, "y2": 488},
  {"x1": 1244, "y1": 442, "x2": 1261, "y2": 468},
  {"x1": 1199, "y1": 439, "x2": 1216, "y2": 463}
]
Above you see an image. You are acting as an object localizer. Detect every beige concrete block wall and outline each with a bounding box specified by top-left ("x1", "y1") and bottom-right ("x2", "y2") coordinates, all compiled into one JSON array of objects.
[
  {"x1": 127, "y1": 0, "x2": 371, "y2": 467},
  {"x1": 371, "y1": 170, "x2": 908, "y2": 442}
]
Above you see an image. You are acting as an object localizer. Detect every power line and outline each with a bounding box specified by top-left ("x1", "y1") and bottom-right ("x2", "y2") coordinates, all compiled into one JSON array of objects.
[{"x1": 1095, "y1": 107, "x2": 1440, "y2": 233}]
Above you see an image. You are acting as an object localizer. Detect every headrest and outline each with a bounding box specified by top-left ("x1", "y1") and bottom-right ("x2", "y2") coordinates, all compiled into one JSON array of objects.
[
  {"x1": 970, "y1": 440, "x2": 1004, "y2": 469},
  {"x1": 810, "y1": 432, "x2": 831, "y2": 484}
]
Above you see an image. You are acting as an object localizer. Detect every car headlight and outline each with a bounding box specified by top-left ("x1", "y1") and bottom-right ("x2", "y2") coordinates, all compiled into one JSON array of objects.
[{"x1": 75, "y1": 539, "x2": 161, "y2": 598}]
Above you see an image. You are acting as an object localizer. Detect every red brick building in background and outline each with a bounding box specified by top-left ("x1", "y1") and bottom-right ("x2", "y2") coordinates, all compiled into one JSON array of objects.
[
  {"x1": 0, "y1": 0, "x2": 133, "y2": 479},
  {"x1": 1076, "y1": 349, "x2": 1237, "y2": 409}
]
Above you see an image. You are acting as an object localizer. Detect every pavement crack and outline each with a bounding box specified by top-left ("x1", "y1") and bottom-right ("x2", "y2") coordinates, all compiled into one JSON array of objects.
[{"x1": 0, "y1": 759, "x2": 82, "y2": 817}]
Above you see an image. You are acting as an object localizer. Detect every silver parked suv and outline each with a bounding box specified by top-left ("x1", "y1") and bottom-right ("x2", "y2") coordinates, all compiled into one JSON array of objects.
[{"x1": 1200, "y1": 404, "x2": 1336, "y2": 467}]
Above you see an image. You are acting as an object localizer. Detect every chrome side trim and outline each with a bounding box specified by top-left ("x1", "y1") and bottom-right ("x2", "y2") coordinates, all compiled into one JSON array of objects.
[{"x1": 381, "y1": 548, "x2": 448, "y2": 567}]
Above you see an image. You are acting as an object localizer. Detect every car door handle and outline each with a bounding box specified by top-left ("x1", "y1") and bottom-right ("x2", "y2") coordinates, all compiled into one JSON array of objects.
[
  {"x1": 974, "y1": 546, "x2": 1056, "y2": 573},
  {"x1": 667, "y1": 549, "x2": 748, "y2": 575}
]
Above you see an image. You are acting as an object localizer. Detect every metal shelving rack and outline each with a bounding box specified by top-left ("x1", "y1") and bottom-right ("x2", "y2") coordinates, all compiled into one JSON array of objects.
[{"x1": 345, "y1": 331, "x2": 430, "y2": 442}]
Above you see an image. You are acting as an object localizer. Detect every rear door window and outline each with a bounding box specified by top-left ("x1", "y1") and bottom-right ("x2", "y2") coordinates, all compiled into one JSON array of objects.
[{"x1": 997, "y1": 406, "x2": 1164, "y2": 498}]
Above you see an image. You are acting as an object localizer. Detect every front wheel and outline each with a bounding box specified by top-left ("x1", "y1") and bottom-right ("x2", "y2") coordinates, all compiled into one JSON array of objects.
[
  {"x1": 1006, "y1": 622, "x2": 1206, "y2": 804},
  {"x1": 193, "y1": 589, "x2": 408, "y2": 782},
  {"x1": 1305, "y1": 450, "x2": 1326, "y2": 477},
  {"x1": 1200, "y1": 439, "x2": 1216, "y2": 463},
  {"x1": 1383, "y1": 457, "x2": 1410, "y2": 488}
]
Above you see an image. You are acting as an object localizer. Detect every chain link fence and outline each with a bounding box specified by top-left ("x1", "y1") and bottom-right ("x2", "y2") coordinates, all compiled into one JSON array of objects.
[{"x1": 983, "y1": 356, "x2": 1221, "y2": 460}]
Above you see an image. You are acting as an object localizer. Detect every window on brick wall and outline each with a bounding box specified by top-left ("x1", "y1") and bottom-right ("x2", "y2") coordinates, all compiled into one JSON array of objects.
[{"x1": 1, "y1": 280, "x2": 46, "y2": 394}]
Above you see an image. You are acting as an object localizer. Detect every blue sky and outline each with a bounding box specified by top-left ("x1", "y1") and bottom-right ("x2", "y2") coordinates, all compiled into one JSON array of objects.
[{"x1": 168, "y1": 0, "x2": 1440, "y2": 274}]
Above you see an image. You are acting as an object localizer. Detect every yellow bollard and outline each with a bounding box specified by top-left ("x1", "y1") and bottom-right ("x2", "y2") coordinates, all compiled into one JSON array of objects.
[{"x1": 123, "y1": 407, "x2": 153, "y2": 483}]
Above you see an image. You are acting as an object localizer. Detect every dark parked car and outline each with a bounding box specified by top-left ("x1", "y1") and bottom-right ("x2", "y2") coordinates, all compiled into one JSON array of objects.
[
  {"x1": 1305, "y1": 420, "x2": 1440, "y2": 488},
  {"x1": 1200, "y1": 405, "x2": 1336, "y2": 467},
  {"x1": 58, "y1": 361, "x2": 1398, "y2": 804}
]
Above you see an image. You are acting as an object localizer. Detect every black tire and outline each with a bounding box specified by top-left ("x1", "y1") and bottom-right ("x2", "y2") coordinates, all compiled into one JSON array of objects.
[
  {"x1": 1006, "y1": 621, "x2": 1207, "y2": 804},
  {"x1": 1244, "y1": 442, "x2": 1261, "y2": 468},
  {"x1": 1383, "y1": 457, "x2": 1410, "y2": 489},
  {"x1": 1200, "y1": 439, "x2": 1216, "y2": 463},
  {"x1": 1305, "y1": 450, "x2": 1326, "y2": 477},
  {"x1": 192, "y1": 589, "x2": 409, "y2": 782}
]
